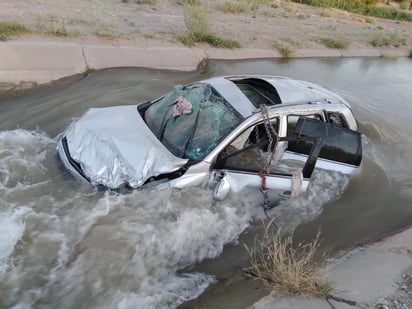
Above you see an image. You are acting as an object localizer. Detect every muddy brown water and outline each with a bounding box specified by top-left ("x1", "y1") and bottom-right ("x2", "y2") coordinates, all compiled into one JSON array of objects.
[{"x1": 0, "y1": 58, "x2": 411, "y2": 308}]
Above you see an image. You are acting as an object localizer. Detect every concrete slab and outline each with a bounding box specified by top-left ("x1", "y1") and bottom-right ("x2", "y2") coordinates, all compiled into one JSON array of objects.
[
  {"x1": 206, "y1": 48, "x2": 280, "y2": 60},
  {"x1": 328, "y1": 248, "x2": 411, "y2": 303},
  {"x1": 83, "y1": 45, "x2": 206, "y2": 71},
  {"x1": 379, "y1": 48, "x2": 411, "y2": 58},
  {"x1": 251, "y1": 295, "x2": 331, "y2": 309},
  {"x1": 0, "y1": 41, "x2": 86, "y2": 84},
  {"x1": 341, "y1": 49, "x2": 381, "y2": 58},
  {"x1": 293, "y1": 49, "x2": 343, "y2": 58}
]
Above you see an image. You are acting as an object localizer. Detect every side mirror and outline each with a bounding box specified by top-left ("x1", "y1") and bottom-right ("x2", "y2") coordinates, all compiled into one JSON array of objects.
[{"x1": 213, "y1": 175, "x2": 231, "y2": 201}]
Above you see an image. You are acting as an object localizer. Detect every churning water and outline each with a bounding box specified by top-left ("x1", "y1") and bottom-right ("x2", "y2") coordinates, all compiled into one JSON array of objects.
[{"x1": 0, "y1": 58, "x2": 411, "y2": 308}]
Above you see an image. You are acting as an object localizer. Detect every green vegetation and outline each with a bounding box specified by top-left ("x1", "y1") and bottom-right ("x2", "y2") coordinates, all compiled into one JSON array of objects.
[
  {"x1": 83, "y1": 65, "x2": 94, "y2": 77},
  {"x1": 95, "y1": 27, "x2": 120, "y2": 39},
  {"x1": 245, "y1": 228, "x2": 331, "y2": 297},
  {"x1": 178, "y1": 5, "x2": 241, "y2": 48},
  {"x1": 0, "y1": 21, "x2": 30, "y2": 41},
  {"x1": 370, "y1": 31, "x2": 406, "y2": 47},
  {"x1": 293, "y1": 0, "x2": 412, "y2": 21},
  {"x1": 318, "y1": 37, "x2": 349, "y2": 49}
]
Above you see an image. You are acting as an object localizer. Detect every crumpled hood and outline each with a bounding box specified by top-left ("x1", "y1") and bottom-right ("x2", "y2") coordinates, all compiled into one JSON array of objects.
[{"x1": 63, "y1": 105, "x2": 188, "y2": 188}]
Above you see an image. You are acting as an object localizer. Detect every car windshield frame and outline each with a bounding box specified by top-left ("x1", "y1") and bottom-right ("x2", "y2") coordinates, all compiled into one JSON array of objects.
[{"x1": 142, "y1": 83, "x2": 244, "y2": 162}]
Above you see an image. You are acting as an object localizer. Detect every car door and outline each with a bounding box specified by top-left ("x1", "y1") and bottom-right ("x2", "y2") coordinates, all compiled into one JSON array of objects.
[
  {"x1": 211, "y1": 118, "x2": 323, "y2": 206},
  {"x1": 284, "y1": 115, "x2": 362, "y2": 175}
]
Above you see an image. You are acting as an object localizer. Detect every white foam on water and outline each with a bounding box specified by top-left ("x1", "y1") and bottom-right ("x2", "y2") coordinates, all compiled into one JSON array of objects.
[
  {"x1": 7, "y1": 188, "x2": 255, "y2": 309},
  {"x1": 0, "y1": 129, "x2": 55, "y2": 192},
  {"x1": 116, "y1": 272, "x2": 216, "y2": 309},
  {"x1": 0, "y1": 207, "x2": 31, "y2": 274},
  {"x1": 0, "y1": 129, "x2": 56, "y2": 276},
  {"x1": 267, "y1": 170, "x2": 350, "y2": 232}
]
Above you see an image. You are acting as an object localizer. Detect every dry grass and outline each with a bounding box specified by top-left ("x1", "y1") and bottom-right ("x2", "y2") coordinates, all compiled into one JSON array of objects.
[
  {"x1": 319, "y1": 8, "x2": 335, "y2": 17},
  {"x1": 370, "y1": 31, "x2": 407, "y2": 47},
  {"x1": 245, "y1": 227, "x2": 331, "y2": 297},
  {"x1": 178, "y1": 4, "x2": 240, "y2": 48},
  {"x1": 273, "y1": 40, "x2": 294, "y2": 58},
  {"x1": 219, "y1": 0, "x2": 271, "y2": 13},
  {"x1": 220, "y1": 0, "x2": 250, "y2": 13},
  {"x1": 35, "y1": 13, "x2": 83, "y2": 37}
]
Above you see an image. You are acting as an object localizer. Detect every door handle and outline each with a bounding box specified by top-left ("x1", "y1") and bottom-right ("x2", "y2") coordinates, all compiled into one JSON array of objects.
[{"x1": 279, "y1": 190, "x2": 291, "y2": 198}]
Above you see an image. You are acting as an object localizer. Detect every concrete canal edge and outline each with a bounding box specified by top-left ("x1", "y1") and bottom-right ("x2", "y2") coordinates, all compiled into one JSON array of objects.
[{"x1": 0, "y1": 40, "x2": 411, "y2": 86}]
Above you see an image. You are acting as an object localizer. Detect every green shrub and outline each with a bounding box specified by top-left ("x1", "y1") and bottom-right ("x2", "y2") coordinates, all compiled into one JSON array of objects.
[
  {"x1": 319, "y1": 37, "x2": 349, "y2": 49},
  {"x1": 178, "y1": 32, "x2": 240, "y2": 48},
  {"x1": 0, "y1": 21, "x2": 30, "y2": 41}
]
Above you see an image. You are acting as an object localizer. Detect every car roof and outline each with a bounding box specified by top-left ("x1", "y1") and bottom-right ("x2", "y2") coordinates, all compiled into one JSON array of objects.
[{"x1": 202, "y1": 75, "x2": 350, "y2": 118}]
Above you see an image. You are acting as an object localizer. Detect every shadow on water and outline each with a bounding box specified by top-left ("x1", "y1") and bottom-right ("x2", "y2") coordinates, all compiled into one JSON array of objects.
[{"x1": 1, "y1": 58, "x2": 412, "y2": 308}]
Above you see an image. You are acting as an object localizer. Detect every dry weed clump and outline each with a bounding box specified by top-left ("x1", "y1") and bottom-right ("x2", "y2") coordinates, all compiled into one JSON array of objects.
[
  {"x1": 178, "y1": 4, "x2": 240, "y2": 48},
  {"x1": 245, "y1": 227, "x2": 331, "y2": 297}
]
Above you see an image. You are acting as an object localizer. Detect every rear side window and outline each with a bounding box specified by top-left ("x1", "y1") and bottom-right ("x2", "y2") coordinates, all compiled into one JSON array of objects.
[
  {"x1": 326, "y1": 112, "x2": 347, "y2": 128},
  {"x1": 290, "y1": 117, "x2": 362, "y2": 166}
]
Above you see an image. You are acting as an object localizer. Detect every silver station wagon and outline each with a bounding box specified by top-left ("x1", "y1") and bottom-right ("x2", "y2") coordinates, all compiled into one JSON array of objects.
[{"x1": 57, "y1": 76, "x2": 362, "y2": 205}]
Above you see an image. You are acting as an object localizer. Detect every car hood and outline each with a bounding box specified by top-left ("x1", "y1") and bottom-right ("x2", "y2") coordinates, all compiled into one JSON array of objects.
[{"x1": 63, "y1": 105, "x2": 188, "y2": 188}]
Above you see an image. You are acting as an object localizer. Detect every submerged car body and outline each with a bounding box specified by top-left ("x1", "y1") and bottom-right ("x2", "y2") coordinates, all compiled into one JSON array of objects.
[{"x1": 58, "y1": 76, "x2": 362, "y2": 203}]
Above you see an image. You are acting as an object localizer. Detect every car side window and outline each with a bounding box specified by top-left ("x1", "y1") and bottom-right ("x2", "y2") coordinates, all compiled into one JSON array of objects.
[
  {"x1": 287, "y1": 114, "x2": 322, "y2": 136},
  {"x1": 326, "y1": 112, "x2": 347, "y2": 128},
  {"x1": 293, "y1": 117, "x2": 362, "y2": 166},
  {"x1": 216, "y1": 118, "x2": 279, "y2": 172},
  {"x1": 286, "y1": 114, "x2": 323, "y2": 156}
]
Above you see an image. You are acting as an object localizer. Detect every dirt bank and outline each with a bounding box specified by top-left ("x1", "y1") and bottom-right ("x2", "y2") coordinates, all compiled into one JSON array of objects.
[{"x1": 1, "y1": 0, "x2": 411, "y2": 52}]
